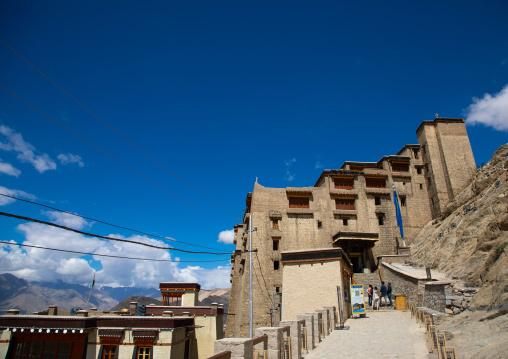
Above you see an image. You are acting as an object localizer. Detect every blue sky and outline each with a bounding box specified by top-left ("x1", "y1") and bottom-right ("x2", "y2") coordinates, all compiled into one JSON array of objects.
[{"x1": 0, "y1": 1, "x2": 507, "y2": 289}]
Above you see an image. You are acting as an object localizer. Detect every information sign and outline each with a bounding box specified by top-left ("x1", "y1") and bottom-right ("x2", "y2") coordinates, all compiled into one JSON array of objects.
[{"x1": 351, "y1": 285, "x2": 365, "y2": 314}]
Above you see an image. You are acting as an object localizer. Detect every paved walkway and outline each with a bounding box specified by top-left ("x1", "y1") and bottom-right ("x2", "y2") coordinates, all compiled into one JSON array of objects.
[{"x1": 303, "y1": 310, "x2": 430, "y2": 359}]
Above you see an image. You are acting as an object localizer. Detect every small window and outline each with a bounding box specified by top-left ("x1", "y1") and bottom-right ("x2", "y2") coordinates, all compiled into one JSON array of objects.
[
  {"x1": 274, "y1": 261, "x2": 280, "y2": 270},
  {"x1": 414, "y1": 149, "x2": 419, "y2": 159},
  {"x1": 289, "y1": 196, "x2": 310, "y2": 209},
  {"x1": 102, "y1": 346, "x2": 117, "y2": 359},
  {"x1": 378, "y1": 215, "x2": 384, "y2": 226},
  {"x1": 272, "y1": 218, "x2": 279, "y2": 230},
  {"x1": 420, "y1": 184, "x2": 423, "y2": 190},
  {"x1": 137, "y1": 347, "x2": 151, "y2": 359},
  {"x1": 275, "y1": 286, "x2": 280, "y2": 293},
  {"x1": 317, "y1": 220, "x2": 322, "y2": 229},
  {"x1": 273, "y1": 239, "x2": 279, "y2": 251},
  {"x1": 343, "y1": 218, "x2": 348, "y2": 226},
  {"x1": 416, "y1": 167, "x2": 422, "y2": 175},
  {"x1": 400, "y1": 196, "x2": 406, "y2": 206},
  {"x1": 375, "y1": 196, "x2": 381, "y2": 205},
  {"x1": 336, "y1": 198, "x2": 355, "y2": 210}
]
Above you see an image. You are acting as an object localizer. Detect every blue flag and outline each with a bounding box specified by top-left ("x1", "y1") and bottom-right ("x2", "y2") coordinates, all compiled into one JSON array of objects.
[{"x1": 392, "y1": 184, "x2": 405, "y2": 246}]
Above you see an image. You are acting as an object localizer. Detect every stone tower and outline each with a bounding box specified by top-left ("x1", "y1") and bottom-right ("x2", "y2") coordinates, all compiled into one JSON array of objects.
[{"x1": 416, "y1": 118, "x2": 476, "y2": 218}]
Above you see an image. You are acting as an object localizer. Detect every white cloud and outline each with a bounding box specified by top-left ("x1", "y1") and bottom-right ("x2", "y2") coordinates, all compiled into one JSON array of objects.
[
  {"x1": 315, "y1": 161, "x2": 323, "y2": 169},
  {"x1": 0, "y1": 125, "x2": 57, "y2": 172},
  {"x1": 465, "y1": 84, "x2": 508, "y2": 132},
  {"x1": 0, "y1": 186, "x2": 36, "y2": 206},
  {"x1": 0, "y1": 211, "x2": 231, "y2": 289},
  {"x1": 44, "y1": 211, "x2": 89, "y2": 230},
  {"x1": 218, "y1": 229, "x2": 234, "y2": 244},
  {"x1": 284, "y1": 158, "x2": 296, "y2": 182},
  {"x1": 57, "y1": 153, "x2": 84, "y2": 167},
  {"x1": 0, "y1": 160, "x2": 21, "y2": 177}
]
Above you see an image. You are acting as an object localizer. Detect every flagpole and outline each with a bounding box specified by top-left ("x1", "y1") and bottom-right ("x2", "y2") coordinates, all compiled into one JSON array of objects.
[{"x1": 84, "y1": 273, "x2": 95, "y2": 310}]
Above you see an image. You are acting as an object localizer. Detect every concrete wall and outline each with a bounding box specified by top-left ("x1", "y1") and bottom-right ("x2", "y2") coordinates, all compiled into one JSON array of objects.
[{"x1": 281, "y1": 259, "x2": 344, "y2": 321}]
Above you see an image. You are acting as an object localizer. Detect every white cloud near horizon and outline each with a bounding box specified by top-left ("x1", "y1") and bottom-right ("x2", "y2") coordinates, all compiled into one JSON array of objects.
[
  {"x1": 0, "y1": 186, "x2": 36, "y2": 206},
  {"x1": 284, "y1": 158, "x2": 296, "y2": 182},
  {"x1": 465, "y1": 84, "x2": 508, "y2": 132},
  {"x1": 57, "y1": 153, "x2": 84, "y2": 167},
  {"x1": 218, "y1": 229, "x2": 234, "y2": 244},
  {"x1": 0, "y1": 125, "x2": 57, "y2": 172},
  {"x1": 0, "y1": 160, "x2": 21, "y2": 177},
  {"x1": 0, "y1": 211, "x2": 231, "y2": 289}
]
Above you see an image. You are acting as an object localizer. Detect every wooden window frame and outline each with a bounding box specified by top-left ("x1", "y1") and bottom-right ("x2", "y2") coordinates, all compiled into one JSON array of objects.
[
  {"x1": 102, "y1": 345, "x2": 117, "y2": 359},
  {"x1": 288, "y1": 196, "x2": 310, "y2": 209},
  {"x1": 333, "y1": 178, "x2": 354, "y2": 190},
  {"x1": 392, "y1": 163, "x2": 410, "y2": 172},
  {"x1": 136, "y1": 346, "x2": 151, "y2": 359},
  {"x1": 335, "y1": 198, "x2": 355, "y2": 210},
  {"x1": 365, "y1": 178, "x2": 386, "y2": 188}
]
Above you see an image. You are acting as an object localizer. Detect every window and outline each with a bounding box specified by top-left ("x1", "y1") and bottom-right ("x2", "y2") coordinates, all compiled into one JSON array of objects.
[
  {"x1": 343, "y1": 218, "x2": 348, "y2": 226},
  {"x1": 416, "y1": 167, "x2": 422, "y2": 175},
  {"x1": 273, "y1": 239, "x2": 279, "y2": 251},
  {"x1": 420, "y1": 184, "x2": 423, "y2": 190},
  {"x1": 272, "y1": 218, "x2": 279, "y2": 230},
  {"x1": 317, "y1": 220, "x2": 322, "y2": 229},
  {"x1": 274, "y1": 261, "x2": 280, "y2": 270},
  {"x1": 137, "y1": 347, "x2": 151, "y2": 359},
  {"x1": 102, "y1": 346, "x2": 117, "y2": 359},
  {"x1": 333, "y1": 178, "x2": 354, "y2": 190},
  {"x1": 365, "y1": 178, "x2": 386, "y2": 188},
  {"x1": 335, "y1": 198, "x2": 355, "y2": 210},
  {"x1": 378, "y1": 215, "x2": 384, "y2": 226},
  {"x1": 414, "y1": 149, "x2": 419, "y2": 159},
  {"x1": 392, "y1": 163, "x2": 409, "y2": 172},
  {"x1": 400, "y1": 196, "x2": 406, "y2": 206},
  {"x1": 14, "y1": 341, "x2": 70, "y2": 359},
  {"x1": 375, "y1": 196, "x2": 381, "y2": 205},
  {"x1": 289, "y1": 196, "x2": 310, "y2": 208},
  {"x1": 275, "y1": 286, "x2": 280, "y2": 293}
]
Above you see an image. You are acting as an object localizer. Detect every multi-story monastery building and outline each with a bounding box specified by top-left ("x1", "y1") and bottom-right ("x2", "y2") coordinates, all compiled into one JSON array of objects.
[{"x1": 226, "y1": 118, "x2": 476, "y2": 338}]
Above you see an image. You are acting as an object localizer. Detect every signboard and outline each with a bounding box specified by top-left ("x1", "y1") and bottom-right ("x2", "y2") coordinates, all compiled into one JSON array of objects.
[{"x1": 351, "y1": 285, "x2": 365, "y2": 314}]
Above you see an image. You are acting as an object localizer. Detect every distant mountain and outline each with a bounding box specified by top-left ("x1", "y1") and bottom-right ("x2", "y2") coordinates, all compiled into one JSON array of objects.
[
  {"x1": 110, "y1": 296, "x2": 162, "y2": 311},
  {"x1": 0, "y1": 274, "x2": 231, "y2": 320}
]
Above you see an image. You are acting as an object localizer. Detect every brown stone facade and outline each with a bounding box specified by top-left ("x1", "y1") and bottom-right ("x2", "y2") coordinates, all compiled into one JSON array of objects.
[{"x1": 226, "y1": 118, "x2": 476, "y2": 337}]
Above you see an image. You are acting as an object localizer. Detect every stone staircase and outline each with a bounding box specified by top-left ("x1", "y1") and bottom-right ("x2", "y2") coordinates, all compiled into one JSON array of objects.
[{"x1": 352, "y1": 272, "x2": 382, "y2": 297}]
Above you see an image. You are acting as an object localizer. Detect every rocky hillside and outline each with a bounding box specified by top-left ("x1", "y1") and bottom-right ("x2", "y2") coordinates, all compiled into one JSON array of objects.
[
  {"x1": 410, "y1": 143, "x2": 508, "y2": 310},
  {"x1": 409, "y1": 143, "x2": 507, "y2": 359}
]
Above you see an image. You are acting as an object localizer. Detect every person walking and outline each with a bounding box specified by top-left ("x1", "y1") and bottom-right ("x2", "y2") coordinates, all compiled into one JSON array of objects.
[
  {"x1": 387, "y1": 282, "x2": 393, "y2": 307},
  {"x1": 367, "y1": 284, "x2": 373, "y2": 307},
  {"x1": 380, "y1": 282, "x2": 388, "y2": 307},
  {"x1": 372, "y1": 286, "x2": 380, "y2": 310}
]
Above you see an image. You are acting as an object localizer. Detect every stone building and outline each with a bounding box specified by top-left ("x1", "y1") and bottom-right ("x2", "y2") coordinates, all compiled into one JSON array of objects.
[{"x1": 225, "y1": 118, "x2": 476, "y2": 338}]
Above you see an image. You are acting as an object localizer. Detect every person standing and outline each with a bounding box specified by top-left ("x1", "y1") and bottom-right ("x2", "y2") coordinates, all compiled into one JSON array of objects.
[
  {"x1": 380, "y1": 282, "x2": 388, "y2": 307},
  {"x1": 387, "y1": 282, "x2": 393, "y2": 307},
  {"x1": 372, "y1": 286, "x2": 380, "y2": 310},
  {"x1": 367, "y1": 284, "x2": 373, "y2": 307}
]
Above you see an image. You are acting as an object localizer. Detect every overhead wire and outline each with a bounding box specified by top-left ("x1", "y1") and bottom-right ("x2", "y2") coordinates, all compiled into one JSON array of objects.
[
  {"x1": 0, "y1": 85, "x2": 236, "y2": 226},
  {"x1": 0, "y1": 38, "x2": 241, "y2": 222},
  {"x1": 0, "y1": 241, "x2": 229, "y2": 263},
  {"x1": 254, "y1": 251, "x2": 275, "y2": 306},
  {"x1": 0, "y1": 192, "x2": 227, "y2": 252},
  {"x1": 0, "y1": 211, "x2": 230, "y2": 255}
]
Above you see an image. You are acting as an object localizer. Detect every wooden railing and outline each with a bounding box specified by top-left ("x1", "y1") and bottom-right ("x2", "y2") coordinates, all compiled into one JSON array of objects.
[{"x1": 207, "y1": 351, "x2": 231, "y2": 359}]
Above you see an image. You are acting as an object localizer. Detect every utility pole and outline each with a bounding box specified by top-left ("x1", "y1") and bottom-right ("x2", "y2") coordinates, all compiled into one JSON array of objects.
[{"x1": 249, "y1": 213, "x2": 253, "y2": 338}]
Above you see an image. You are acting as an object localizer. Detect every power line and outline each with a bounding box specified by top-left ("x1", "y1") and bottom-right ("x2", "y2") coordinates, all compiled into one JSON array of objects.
[
  {"x1": 0, "y1": 192, "x2": 227, "y2": 252},
  {"x1": 0, "y1": 211, "x2": 230, "y2": 255},
  {"x1": 0, "y1": 85, "x2": 236, "y2": 226},
  {"x1": 254, "y1": 251, "x2": 274, "y2": 305},
  {"x1": 0, "y1": 38, "x2": 241, "y2": 222},
  {"x1": 0, "y1": 241, "x2": 229, "y2": 263}
]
